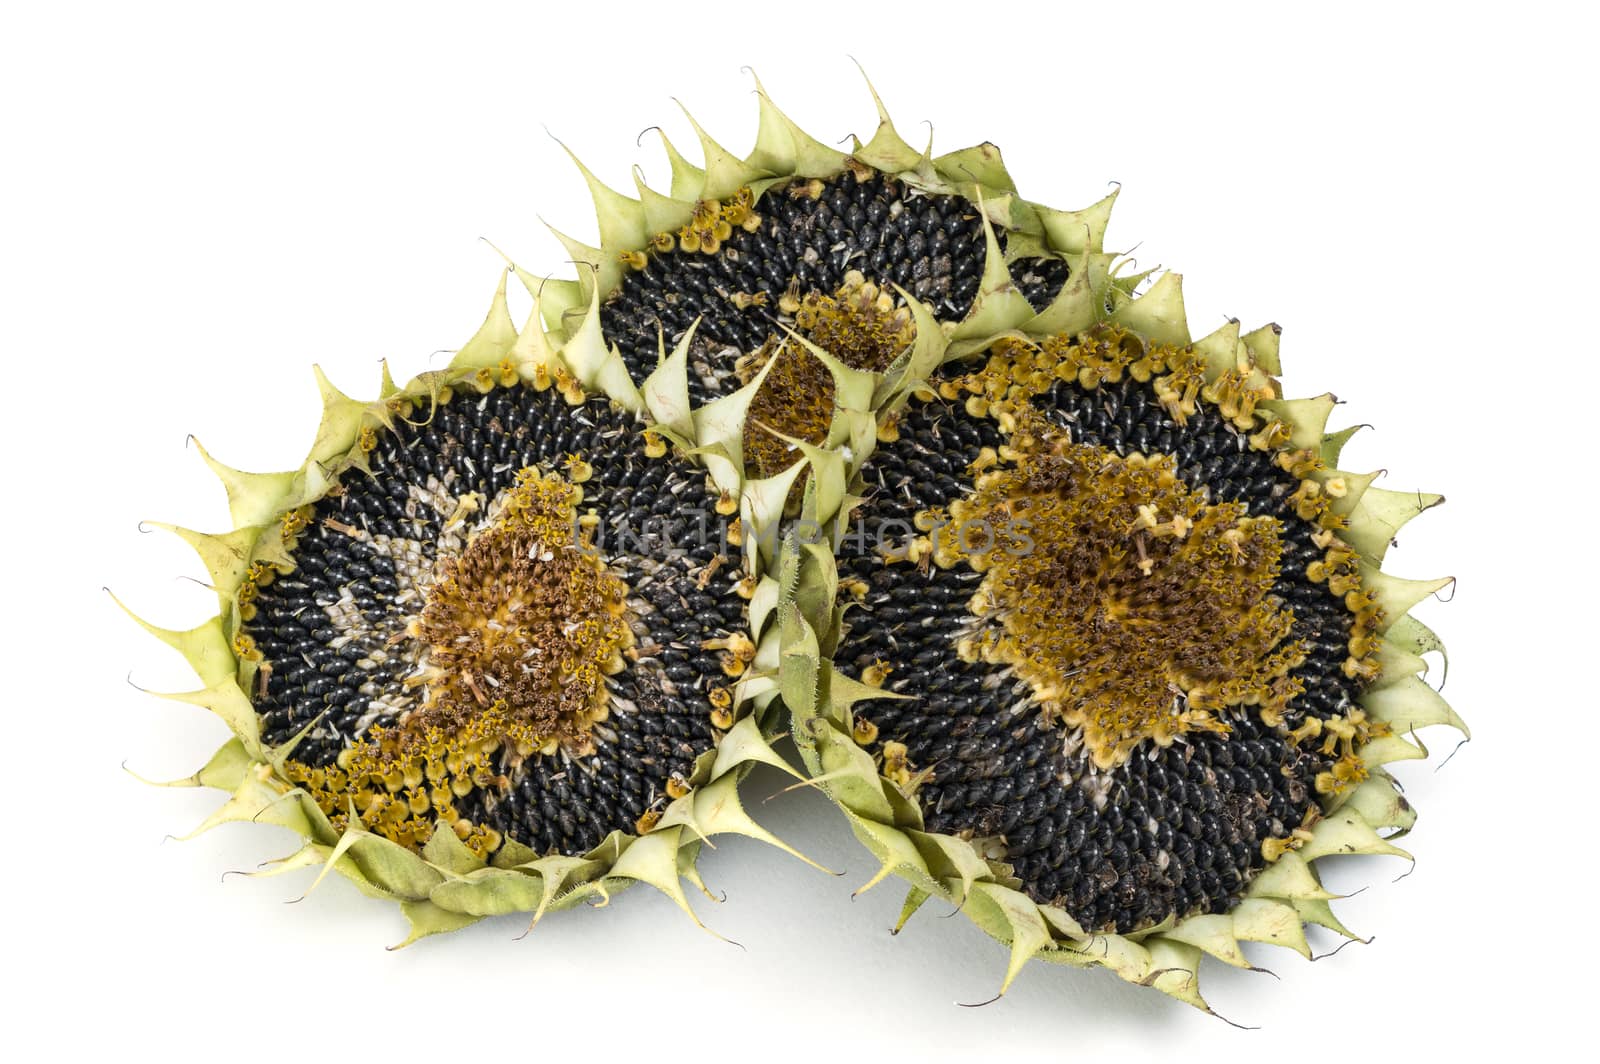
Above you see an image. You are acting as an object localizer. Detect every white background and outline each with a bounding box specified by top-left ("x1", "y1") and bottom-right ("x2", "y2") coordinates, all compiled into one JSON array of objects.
[{"x1": 4, "y1": 1, "x2": 1592, "y2": 1057}]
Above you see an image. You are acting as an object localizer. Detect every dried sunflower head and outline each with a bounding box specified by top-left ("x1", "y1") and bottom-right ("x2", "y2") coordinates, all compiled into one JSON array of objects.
[
  {"x1": 761, "y1": 96, "x2": 1462, "y2": 1012},
  {"x1": 124, "y1": 274, "x2": 817, "y2": 941},
  {"x1": 531, "y1": 72, "x2": 1124, "y2": 518}
]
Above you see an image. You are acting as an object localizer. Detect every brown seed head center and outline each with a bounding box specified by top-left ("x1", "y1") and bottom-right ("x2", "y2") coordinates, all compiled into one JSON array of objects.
[
  {"x1": 933, "y1": 433, "x2": 1306, "y2": 769},
  {"x1": 285, "y1": 465, "x2": 635, "y2": 857},
  {"x1": 742, "y1": 270, "x2": 916, "y2": 483},
  {"x1": 414, "y1": 467, "x2": 632, "y2": 749}
]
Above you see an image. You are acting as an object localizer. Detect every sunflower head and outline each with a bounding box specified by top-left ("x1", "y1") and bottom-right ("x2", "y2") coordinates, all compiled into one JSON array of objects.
[{"x1": 125, "y1": 267, "x2": 827, "y2": 941}]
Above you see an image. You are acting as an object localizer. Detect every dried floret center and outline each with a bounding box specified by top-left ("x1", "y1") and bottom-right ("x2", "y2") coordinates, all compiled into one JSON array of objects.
[
  {"x1": 742, "y1": 270, "x2": 915, "y2": 483},
  {"x1": 408, "y1": 466, "x2": 633, "y2": 750},
  {"x1": 931, "y1": 432, "x2": 1306, "y2": 770},
  {"x1": 283, "y1": 465, "x2": 634, "y2": 855}
]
